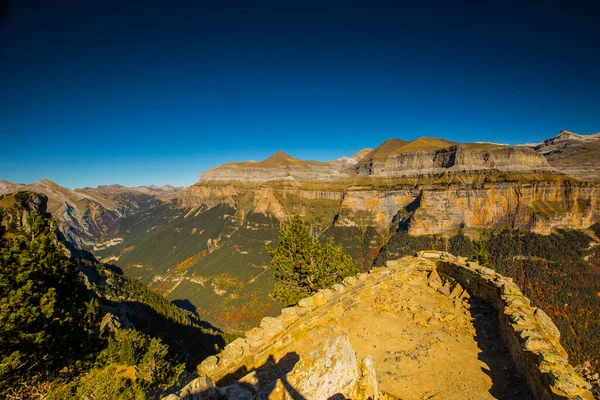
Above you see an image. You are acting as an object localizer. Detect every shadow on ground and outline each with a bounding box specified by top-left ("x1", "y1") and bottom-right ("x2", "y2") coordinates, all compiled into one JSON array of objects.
[{"x1": 467, "y1": 297, "x2": 533, "y2": 400}]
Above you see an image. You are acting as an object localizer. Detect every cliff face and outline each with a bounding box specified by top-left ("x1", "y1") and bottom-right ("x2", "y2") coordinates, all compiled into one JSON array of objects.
[
  {"x1": 356, "y1": 144, "x2": 553, "y2": 177},
  {"x1": 198, "y1": 150, "x2": 369, "y2": 183},
  {"x1": 180, "y1": 180, "x2": 600, "y2": 235},
  {"x1": 187, "y1": 134, "x2": 600, "y2": 236}
]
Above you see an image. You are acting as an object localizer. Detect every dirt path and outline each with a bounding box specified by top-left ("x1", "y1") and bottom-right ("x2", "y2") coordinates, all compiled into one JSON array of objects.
[{"x1": 338, "y1": 270, "x2": 531, "y2": 400}]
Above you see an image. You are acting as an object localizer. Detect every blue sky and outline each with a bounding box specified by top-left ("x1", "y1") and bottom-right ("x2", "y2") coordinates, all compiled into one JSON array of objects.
[{"x1": 1, "y1": 0, "x2": 599, "y2": 188}]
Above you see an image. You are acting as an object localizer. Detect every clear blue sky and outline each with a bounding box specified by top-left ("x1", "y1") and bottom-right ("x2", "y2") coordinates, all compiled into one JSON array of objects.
[{"x1": 1, "y1": 0, "x2": 599, "y2": 188}]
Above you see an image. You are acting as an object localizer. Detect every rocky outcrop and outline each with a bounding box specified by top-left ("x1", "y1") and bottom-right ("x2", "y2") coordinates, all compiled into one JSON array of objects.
[
  {"x1": 256, "y1": 334, "x2": 362, "y2": 400},
  {"x1": 533, "y1": 130, "x2": 600, "y2": 182},
  {"x1": 355, "y1": 143, "x2": 554, "y2": 177}
]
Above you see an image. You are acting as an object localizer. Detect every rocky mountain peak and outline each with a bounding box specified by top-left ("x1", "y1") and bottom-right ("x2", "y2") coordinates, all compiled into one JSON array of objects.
[{"x1": 548, "y1": 130, "x2": 600, "y2": 143}]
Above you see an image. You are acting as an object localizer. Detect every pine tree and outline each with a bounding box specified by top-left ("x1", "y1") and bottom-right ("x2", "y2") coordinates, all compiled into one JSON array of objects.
[{"x1": 268, "y1": 216, "x2": 357, "y2": 306}]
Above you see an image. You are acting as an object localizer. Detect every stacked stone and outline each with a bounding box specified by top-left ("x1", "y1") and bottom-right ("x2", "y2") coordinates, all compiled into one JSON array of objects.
[{"x1": 438, "y1": 257, "x2": 594, "y2": 400}]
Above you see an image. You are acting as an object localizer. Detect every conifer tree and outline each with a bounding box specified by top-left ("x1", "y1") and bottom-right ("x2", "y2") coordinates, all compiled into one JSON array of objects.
[{"x1": 268, "y1": 216, "x2": 357, "y2": 306}]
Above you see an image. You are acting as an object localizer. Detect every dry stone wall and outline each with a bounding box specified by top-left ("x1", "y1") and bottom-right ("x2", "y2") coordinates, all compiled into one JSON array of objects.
[
  {"x1": 437, "y1": 257, "x2": 594, "y2": 400},
  {"x1": 184, "y1": 255, "x2": 592, "y2": 400}
]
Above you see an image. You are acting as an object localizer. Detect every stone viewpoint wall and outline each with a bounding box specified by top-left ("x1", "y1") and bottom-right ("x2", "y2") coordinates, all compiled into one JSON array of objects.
[
  {"x1": 181, "y1": 255, "x2": 592, "y2": 399},
  {"x1": 437, "y1": 257, "x2": 594, "y2": 400}
]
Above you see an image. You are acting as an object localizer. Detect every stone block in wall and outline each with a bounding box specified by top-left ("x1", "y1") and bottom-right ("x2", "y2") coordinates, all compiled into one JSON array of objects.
[
  {"x1": 246, "y1": 327, "x2": 265, "y2": 345},
  {"x1": 278, "y1": 307, "x2": 299, "y2": 327},
  {"x1": 538, "y1": 350, "x2": 569, "y2": 366},
  {"x1": 178, "y1": 375, "x2": 219, "y2": 400},
  {"x1": 260, "y1": 317, "x2": 285, "y2": 340},
  {"x1": 534, "y1": 308, "x2": 561, "y2": 341},
  {"x1": 197, "y1": 356, "x2": 219, "y2": 376},
  {"x1": 343, "y1": 276, "x2": 359, "y2": 286},
  {"x1": 500, "y1": 281, "x2": 523, "y2": 296},
  {"x1": 298, "y1": 296, "x2": 315, "y2": 307},
  {"x1": 332, "y1": 283, "x2": 345, "y2": 293},
  {"x1": 523, "y1": 336, "x2": 553, "y2": 352},
  {"x1": 503, "y1": 295, "x2": 531, "y2": 309},
  {"x1": 219, "y1": 338, "x2": 250, "y2": 368},
  {"x1": 312, "y1": 292, "x2": 327, "y2": 306},
  {"x1": 475, "y1": 266, "x2": 496, "y2": 276},
  {"x1": 543, "y1": 369, "x2": 594, "y2": 398},
  {"x1": 457, "y1": 266, "x2": 480, "y2": 293},
  {"x1": 318, "y1": 288, "x2": 334, "y2": 298}
]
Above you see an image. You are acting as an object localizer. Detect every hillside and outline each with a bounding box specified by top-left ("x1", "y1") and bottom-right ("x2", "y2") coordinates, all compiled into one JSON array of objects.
[{"x1": 0, "y1": 192, "x2": 226, "y2": 399}]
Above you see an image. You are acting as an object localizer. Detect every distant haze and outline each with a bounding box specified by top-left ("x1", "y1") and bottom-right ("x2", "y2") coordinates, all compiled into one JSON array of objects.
[{"x1": 1, "y1": 0, "x2": 599, "y2": 188}]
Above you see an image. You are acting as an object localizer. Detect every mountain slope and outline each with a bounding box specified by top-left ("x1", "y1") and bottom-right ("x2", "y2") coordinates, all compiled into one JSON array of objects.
[
  {"x1": 0, "y1": 192, "x2": 227, "y2": 398},
  {"x1": 0, "y1": 180, "x2": 181, "y2": 249}
]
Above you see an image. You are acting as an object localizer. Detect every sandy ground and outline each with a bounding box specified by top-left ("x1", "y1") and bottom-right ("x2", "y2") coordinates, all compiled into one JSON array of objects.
[{"x1": 338, "y1": 271, "x2": 532, "y2": 400}]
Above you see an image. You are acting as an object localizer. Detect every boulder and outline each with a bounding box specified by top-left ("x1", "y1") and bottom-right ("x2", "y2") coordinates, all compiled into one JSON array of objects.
[{"x1": 259, "y1": 334, "x2": 360, "y2": 399}]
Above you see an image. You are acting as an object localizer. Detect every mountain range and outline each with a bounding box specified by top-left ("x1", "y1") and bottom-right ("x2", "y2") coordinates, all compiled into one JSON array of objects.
[{"x1": 3, "y1": 130, "x2": 600, "y2": 332}]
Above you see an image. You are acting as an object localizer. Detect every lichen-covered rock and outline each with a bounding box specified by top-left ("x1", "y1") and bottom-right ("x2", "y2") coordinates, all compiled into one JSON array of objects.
[
  {"x1": 534, "y1": 308, "x2": 561, "y2": 341},
  {"x1": 297, "y1": 296, "x2": 315, "y2": 307},
  {"x1": 284, "y1": 334, "x2": 359, "y2": 399},
  {"x1": 355, "y1": 356, "x2": 379, "y2": 400},
  {"x1": 197, "y1": 356, "x2": 218, "y2": 376},
  {"x1": 260, "y1": 317, "x2": 284, "y2": 339},
  {"x1": 179, "y1": 375, "x2": 219, "y2": 400}
]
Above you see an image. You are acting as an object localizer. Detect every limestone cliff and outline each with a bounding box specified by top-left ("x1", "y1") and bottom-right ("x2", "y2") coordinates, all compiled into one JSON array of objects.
[
  {"x1": 180, "y1": 180, "x2": 600, "y2": 236},
  {"x1": 184, "y1": 133, "x2": 600, "y2": 236},
  {"x1": 355, "y1": 141, "x2": 554, "y2": 177}
]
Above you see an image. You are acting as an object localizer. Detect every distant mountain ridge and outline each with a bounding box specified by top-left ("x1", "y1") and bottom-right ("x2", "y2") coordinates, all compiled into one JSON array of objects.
[
  {"x1": 200, "y1": 133, "x2": 594, "y2": 184},
  {"x1": 533, "y1": 130, "x2": 600, "y2": 181},
  {"x1": 0, "y1": 180, "x2": 182, "y2": 249},
  {"x1": 89, "y1": 130, "x2": 600, "y2": 332}
]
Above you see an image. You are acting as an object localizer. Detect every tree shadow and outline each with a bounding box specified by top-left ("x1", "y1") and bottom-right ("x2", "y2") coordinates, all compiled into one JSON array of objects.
[
  {"x1": 467, "y1": 297, "x2": 533, "y2": 400},
  {"x1": 113, "y1": 300, "x2": 226, "y2": 366},
  {"x1": 172, "y1": 299, "x2": 200, "y2": 318}
]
